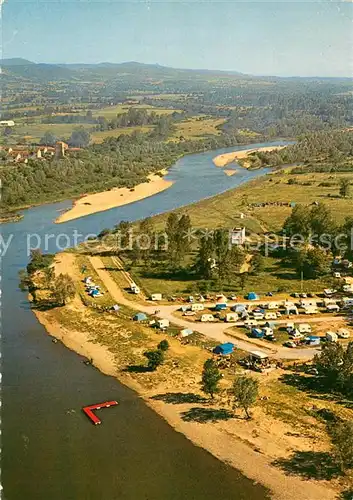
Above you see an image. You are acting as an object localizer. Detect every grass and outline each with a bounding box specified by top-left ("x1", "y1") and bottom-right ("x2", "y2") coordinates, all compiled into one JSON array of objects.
[
  {"x1": 91, "y1": 104, "x2": 181, "y2": 119},
  {"x1": 170, "y1": 116, "x2": 226, "y2": 141},
  {"x1": 13, "y1": 122, "x2": 92, "y2": 143},
  {"x1": 147, "y1": 169, "x2": 353, "y2": 233}
]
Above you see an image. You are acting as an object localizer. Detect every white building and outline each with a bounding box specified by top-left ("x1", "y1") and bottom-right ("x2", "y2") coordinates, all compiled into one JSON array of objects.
[
  {"x1": 230, "y1": 227, "x2": 246, "y2": 246},
  {"x1": 0, "y1": 120, "x2": 15, "y2": 127}
]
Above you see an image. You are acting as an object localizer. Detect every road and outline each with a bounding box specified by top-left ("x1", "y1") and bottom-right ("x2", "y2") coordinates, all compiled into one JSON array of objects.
[{"x1": 90, "y1": 256, "x2": 348, "y2": 361}]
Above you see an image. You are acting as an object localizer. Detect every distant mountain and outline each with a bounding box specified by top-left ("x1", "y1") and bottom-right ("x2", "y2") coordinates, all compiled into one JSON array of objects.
[
  {"x1": 1, "y1": 60, "x2": 76, "y2": 81},
  {"x1": 1, "y1": 58, "x2": 35, "y2": 66},
  {"x1": 0, "y1": 59, "x2": 246, "y2": 84}
]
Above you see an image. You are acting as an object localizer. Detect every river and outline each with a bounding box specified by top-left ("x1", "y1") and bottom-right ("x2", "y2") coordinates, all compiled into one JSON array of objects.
[{"x1": 2, "y1": 142, "x2": 284, "y2": 499}]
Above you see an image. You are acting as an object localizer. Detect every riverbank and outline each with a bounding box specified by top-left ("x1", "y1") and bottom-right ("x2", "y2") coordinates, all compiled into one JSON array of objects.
[
  {"x1": 56, "y1": 170, "x2": 173, "y2": 224},
  {"x1": 213, "y1": 146, "x2": 286, "y2": 168},
  {"x1": 33, "y1": 252, "x2": 342, "y2": 500},
  {"x1": 0, "y1": 212, "x2": 24, "y2": 225}
]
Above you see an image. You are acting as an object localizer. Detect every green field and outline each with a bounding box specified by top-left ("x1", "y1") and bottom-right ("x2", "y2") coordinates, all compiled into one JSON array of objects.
[
  {"x1": 13, "y1": 122, "x2": 92, "y2": 143},
  {"x1": 170, "y1": 116, "x2": 226, "y2": 141},
  {"x1": 91, "y1": 104, "x2": 181, "y2": 119},
  {"x1": 148, "y1": 169, "x2": 353, "y2": 233}
]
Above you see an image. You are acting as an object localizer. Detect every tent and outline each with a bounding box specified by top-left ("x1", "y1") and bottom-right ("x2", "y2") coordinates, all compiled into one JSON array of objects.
[
  {"x1": 213, "y1": 343, "x2": 235, "y2": 355},
  {"x1": 112, "y1": 304, "x2": 120, "y2": 311},
  {"x1": 251, "y1": 328, "x2": 264, "y2": 338},
  {"x1": 232, "y1": 304, "x2": 247, "y2": 313},
  {"x1": 247, "y1": 292, "x2": 259, "y2": 301},
  {"x1": 133, "y1": 312, "x2": 147, "y2": 322}
]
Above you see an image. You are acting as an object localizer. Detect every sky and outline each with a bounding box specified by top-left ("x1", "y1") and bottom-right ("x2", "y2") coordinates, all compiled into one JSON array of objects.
[{"x1": 2, "y1": 0, "x2": 353, "y2": 77}]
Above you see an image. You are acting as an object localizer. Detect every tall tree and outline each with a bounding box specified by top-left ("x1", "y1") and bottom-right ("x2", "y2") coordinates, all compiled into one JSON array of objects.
[
  {"x1": 68, "y1": 126, "x2": 91, "y2": 148},
  {"x1": 339, "y1": 178, "x2": 351, "y2": 198},
  {"x1": 283, "y1": 204, "x2": 311, "y2": 239},
  {"x1": 51, "y1": 273, "x2": 76, "y2": 305},
  {"x1": 310, "y1": 203, "x2": 336, "y2": 241},
  {"x1": 144, "y1": 349, "x2": 164, "y2": 371},
  {"x1": 194, "y1": 237, "x2": 215, "y2": 280},
  {"x1": 39, "y1": 131, "x2": 57, "y2": 146},
  {"x1": 201, "y1": 358, "x2": 222, "y2": 399},
  {"x1": 231, "y1": 375, "x2": 259, "y2": 419}
]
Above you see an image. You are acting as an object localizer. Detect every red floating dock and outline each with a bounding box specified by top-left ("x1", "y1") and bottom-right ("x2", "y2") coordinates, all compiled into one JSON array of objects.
[{"x1": 82, "y1": 400, "x2": 118, "y2": 425}]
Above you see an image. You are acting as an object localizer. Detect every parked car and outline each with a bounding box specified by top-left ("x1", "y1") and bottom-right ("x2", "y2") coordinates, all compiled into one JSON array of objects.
[
  {"x1": 338, "y1": 328, "x2": 350, "y2": 339},
  {"x1": 183, "y1": 311, "x2": 196, "y2": 316},
  {"x1": 284, "y1": 341, "x2": 297, "y2": 348},
  {"x1": 244, "y1": 319, "x2": 259, "y2": 327}
]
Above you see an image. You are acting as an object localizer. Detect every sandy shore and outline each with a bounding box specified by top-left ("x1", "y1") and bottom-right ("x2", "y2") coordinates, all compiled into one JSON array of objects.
[
  {"x1": 223, "y1": 169, "x2": 238, "y2": 177},
  {"x1": 35, "y1": 305, "x2": 337, "y2": 500},
  {"x1": 213, "y1": 146, "x2": 286, "y2": 168},
  {"x1": 56, "y1": 170, "x2": 173, "y2": 224},
  {"x1": 32, "y1": 252, "x2": 338, "y2": 500}
]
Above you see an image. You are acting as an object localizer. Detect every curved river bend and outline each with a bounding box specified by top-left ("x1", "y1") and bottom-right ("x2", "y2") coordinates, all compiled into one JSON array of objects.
[{"x1": 2, "y1": 142, "x2": 284, "y2": 500}]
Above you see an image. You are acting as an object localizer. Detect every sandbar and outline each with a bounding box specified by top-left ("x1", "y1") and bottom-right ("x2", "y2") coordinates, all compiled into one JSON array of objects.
[
  {"x1": 213, "y1": 146, "x2": 286, "y2": 168},
  {"x1": 56, "y1": 170, "x2": 173, "y2": 223}
]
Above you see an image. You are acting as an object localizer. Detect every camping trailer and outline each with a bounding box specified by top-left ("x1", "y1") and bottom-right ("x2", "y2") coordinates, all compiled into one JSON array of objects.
[
  {"x1": 226, "y1": 313, "x2": 239, "y2": 323},
  {"x1": 298, "y1": 323, "x2": 312, "y2": 334},
  {"x1": 151, "y1": 293, "x2": 162, "y2": 301},
  {"x1": 326, "y1": 303, "x2": 340, "y2": 313},
  {"x1": 200, "y1": 314, "x2": 215, "y2": 322},
  {"x1": 338, "y1": 328, "x2": 350, "y2": 339},
  {"x1": 191, "y1": 303, "x2": 205, "y2": 312},
  {"x1": 179, "y1": 328, "x2": 193, "y2": 338},
  {"x1": 157, "y1": 319, "x2": 170, "y2": 329},
  {"x1": 326, "y1": 331, "x2": 338, "y2": 342}
]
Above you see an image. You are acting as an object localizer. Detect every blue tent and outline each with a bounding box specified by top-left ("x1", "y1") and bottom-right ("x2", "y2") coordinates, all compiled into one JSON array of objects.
[
  {"x1": 251, "y1": 328, "x2": 264, "y2": 338},
  {"x1": 247, "y1": 292, "x2": 259, "y2": 301},
  {"x1": 133, "y1": 312, "x2": 147, "y2": 322},
  {"x1": 215, "y1": 303, "x2": 227, "y2": 311},
  {"x1": 213, "y1": 342, "x2": 235, "y2": 355}
]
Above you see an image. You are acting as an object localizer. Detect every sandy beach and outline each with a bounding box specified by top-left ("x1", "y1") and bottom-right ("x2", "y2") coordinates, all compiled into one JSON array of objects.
[
  {"x1": 56, "y1": 170, "x2": 173, "y2": 224},
  {"x1": 32, "y1": 252, "x2": 339, "y2": 500},
  {"x1": 213, "y1": 146, "x2": 286, "y2": 168}
]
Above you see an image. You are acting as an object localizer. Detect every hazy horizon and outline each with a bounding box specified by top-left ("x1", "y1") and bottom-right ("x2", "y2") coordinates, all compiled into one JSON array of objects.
[{"x1": 3, "y1": 0, "x2": 353, "y2": 78}]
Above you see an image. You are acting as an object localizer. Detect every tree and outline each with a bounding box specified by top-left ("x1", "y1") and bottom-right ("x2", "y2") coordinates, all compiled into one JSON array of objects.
[
  {"x1": 144, "y1": 349, "x2": 164, "y2": 371},
  {"x1": 296, "y1": 247, "x2": 331, "y2": 279},
  {"x1": 283, "y1": 204, "x2": 311, "y2": 239},
  {"x1": 250, "y1": 253, "x2": 264, "y2": 274},
  {"x1": 26, "y1": 249, "x2": 54, "y2": 275},
  {"x1": 68, "y1": 126, "x2": 91, "y2": 148},
  {"x1": 19, "y1": 269, "x2": 38, "y2": 302},
  {"x1": 232, "y1": 375, "x2": 259, "y2": 419},
  {"x1": 339, "y1": 178, "x2": 351, "y2": 198},
  {"x1": 51, "y1": 273, "x2": 76, "y2": 305},
  {"x1": 157, "y1": 339, "x2": 170, "y2": 352},
  {"x1": 194, "y1": 237, "x2": 215, "y2": 280},
  {"x1": 39, "y1": 131, "x2": 57, "y2": 146},
  {"x1": 214, "y1": 229, "x2": 230, "y2": 280},
  {"x1": 340, "y1": 217, "x2": 353, "y2": 261},
  {"x1": 310, "y1": 203, "x2": 336, "y2": 241},
  {"x1": 201, "y1": 358, "x2": 222, "y2": 399},
  {"x1": 331, "y1": 420, "x2": 353, "y2": 471}
]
